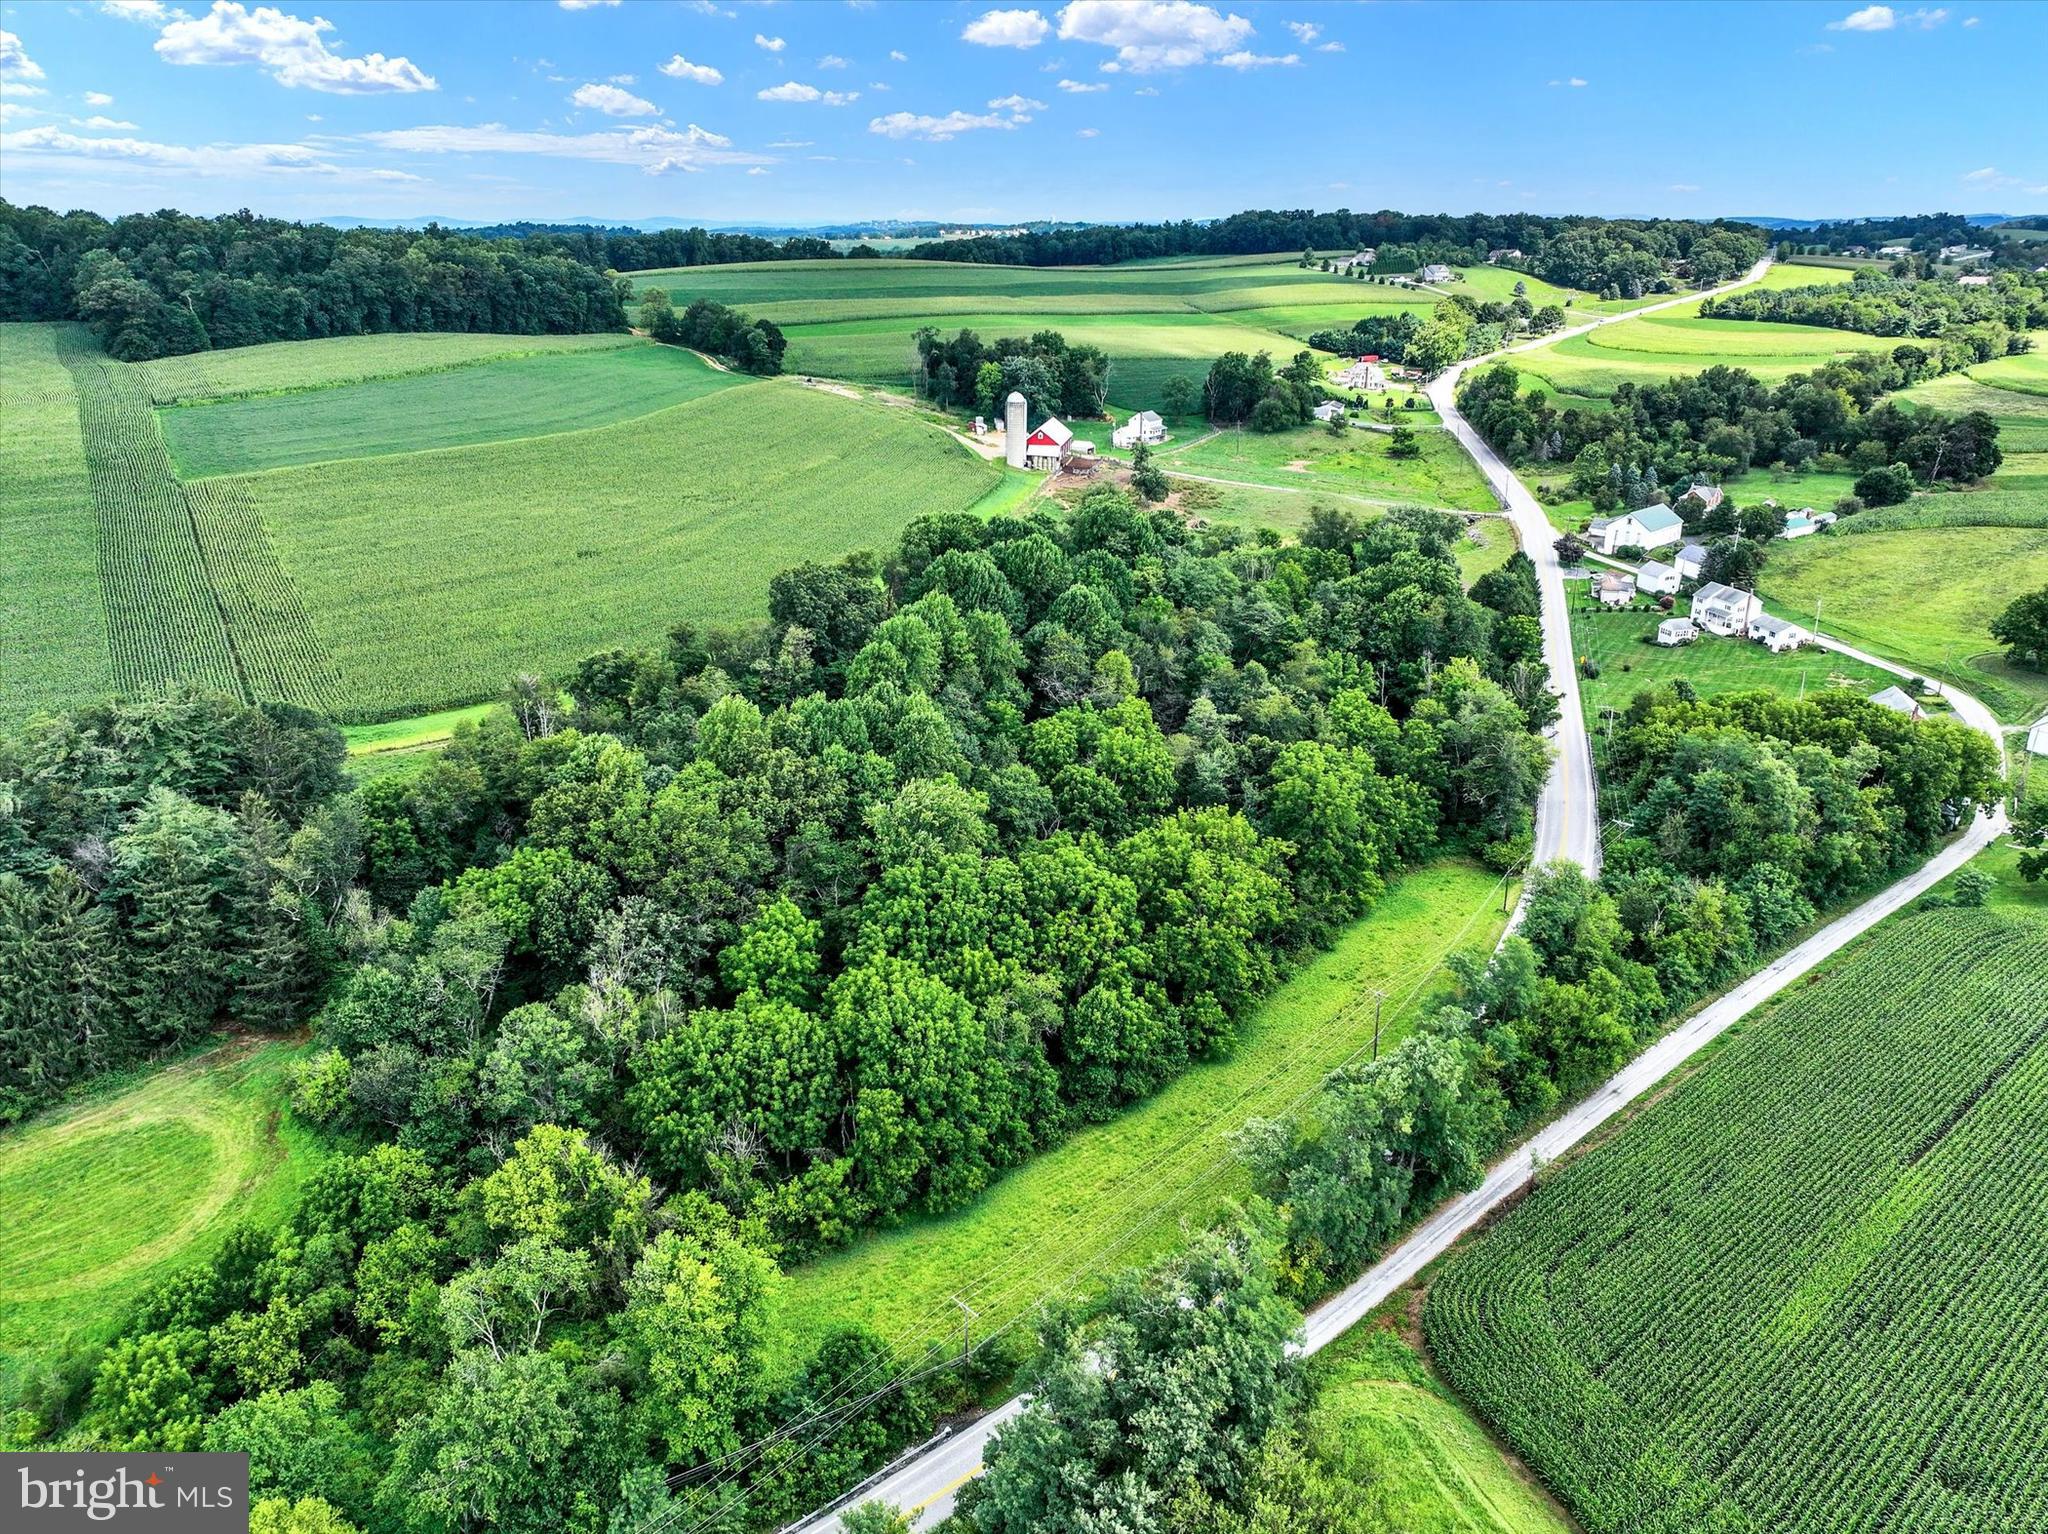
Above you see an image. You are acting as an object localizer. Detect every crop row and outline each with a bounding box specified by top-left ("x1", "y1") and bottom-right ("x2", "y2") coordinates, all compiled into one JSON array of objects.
[
  {"x1": 182, "y1": 478, "x2": 344, "y2": 711},
  {"x1": 1426, "y1": 910, "x2": 2048, "y2": 1534}
]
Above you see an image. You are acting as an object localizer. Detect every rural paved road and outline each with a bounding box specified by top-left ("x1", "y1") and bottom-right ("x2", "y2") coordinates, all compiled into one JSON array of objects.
[{"x1": 783, "y1": 256, "x2": 2013, "y2": 1534}]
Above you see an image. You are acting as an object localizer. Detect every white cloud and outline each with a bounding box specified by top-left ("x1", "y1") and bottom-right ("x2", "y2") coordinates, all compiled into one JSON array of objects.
[
  {"x1": 80, "y1": 114, "x2": 141, "y2": 128},
  {"x1": 1134, "y1": 84, "x2": 1158, "y2": 95},
  {"x1": 1057, "y1": 77, "x2": 1107, "y2": 92},
  {"x1": 683, "y1": 0, "x2": 734, "y2": 14},
  {"x1": 869, "y1": 108, "x2": 1022, "y2": 140},
  {"x1": 1057, "y1": 0, "x2": 1252, "y2": 71},
  {"x1": 572, "y1": 81, "x2": 657, "y2": 116},
  {"x1": 155, "y1": 2, "x2": 437, "y2": 94},
  {"x1": 1317, "y1": 41, "x2": 1344, "y2": 52},
  {"x1": 962, "y1": 9, "x2": 1050, "y2": 48},
  {"x1": 1285, "y1": 20, "x2": 1319, "y2": 43},
  {"x1": 1962, "y1": 13, "x2": 1979, "y2": 23},
  {"x1": 361, "y1": 120, "x2": 760, "y2": 176},
  {"x1": 1959, "y1": 166, "x2": 2048, "y2": 193},
  {"x1": 1547, "y1": 76, "x2": 1589, "y2": 86},
  {"x1": 1, "y1": 122, "x2": 423, "y2": 179},
  {"x1": 558, "y1": 0, "x2": 621, "y2": 8},
  {"x1": 84, "y1": 91, "x2": 116, "y2": 106},
  {"x1": 869, "y1": 81, "x2": 889, "y2": 90},
  {"x1": 608, "y1": 73, "x2": 636, "y2": 85},
  {"x1": 1669, "y1": 182, "x2": 1701, "y2": 192},
  {"x1": 1961, "y1": 165, "x2": 2000, "y2": 181},
  {"x1": 1828, "y1": 5, "x2": 1949, "y2": 30},
  {"x1": 767, "y1": 138, "x2": 811, "y2": 148},
  {"x1": 0, "y1": 29, "x2": 46, "y2": 81},
  {"x1": 97, "y1": 2, "x2": 181, "y2": 24},
  {"x1": 660, "y1": 55, "x2": 724, "y2": 86},
  {"x1": 1, "y1": 80, "x2": 45, "y2": 99},
  {"x1": 757, "y1": 80, "x2": 859, "y2": 104},
  {"x1": 889, "y1": 49, "x2": 908, "y2": 62},
  {"x1": 1216, "y1": 50, "x2": 1298, "y2": 69},
  {"x1": 1075, "y1": 126, "x2": 1097, "y2": 136},
  {"x1": 747, "y1": 165, "x2": 767, "y2": 175},
  {"x1": 988, "y1": 92, "x2": 1048, "y2": 111},
  {"x1": 755, "y1": 32, "x2": 785, "y2": 51},
  {"x1": 818, "y1": 54, "x2": 849, "y2": 68}
]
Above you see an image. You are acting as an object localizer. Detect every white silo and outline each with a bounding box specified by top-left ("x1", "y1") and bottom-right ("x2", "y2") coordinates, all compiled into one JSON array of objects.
[{"x1": 1004, "y1": 390, "x2": 1028, "y2": 469}]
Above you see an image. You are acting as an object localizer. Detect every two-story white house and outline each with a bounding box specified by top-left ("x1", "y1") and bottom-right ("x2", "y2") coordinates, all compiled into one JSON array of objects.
[
  {"x1": 1691, "y1": 581, "x2": 1762, "y2": 636},
  {"x1": 1585, "y1": 504, "x2": 1685, "y2": 556},
  {"x1": 1112, "y1": 410, "x2": 1167, "y2": 450},
  {"x1": 1635, "y1": 559, "x2": 1682, "y2": 596}
]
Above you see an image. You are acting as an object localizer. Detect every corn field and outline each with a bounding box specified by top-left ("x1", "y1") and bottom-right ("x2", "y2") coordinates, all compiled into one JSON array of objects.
[{"x1": 1426, "y1": 907, "x2": 2048, "y2": 1534}]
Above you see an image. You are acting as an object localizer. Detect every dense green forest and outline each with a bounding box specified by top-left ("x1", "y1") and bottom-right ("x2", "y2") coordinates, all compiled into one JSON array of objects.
[
  {"x1": 1700, "y1": 268, "x2": 2048, "y2": 345},
  {"x1": 0, "y1": 202, "x2": 626, "y2": 360},
  {"x1": 910, "y1": 325, "x2": 1111, "y2": 419},
  {"x1": 3, "y1": 492, "x2": 1560, "y2": 1532},
  {"x1": 1457, "y1": 354, "x2": 2005, "y2": 512}
]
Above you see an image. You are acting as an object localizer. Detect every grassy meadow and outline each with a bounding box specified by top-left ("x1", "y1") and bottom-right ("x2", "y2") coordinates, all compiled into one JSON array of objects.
[
  {"x1": 162, "y1": 342, "x2": 744, "y2": 476},
  {"x1": 1569, "y1": 605, "x2": 1901, "y2": 717},
  {"x1": 779, "y1": 859, "x2": 1512, "y2": 1361},
  {"x1": 0, "y1": 1039, "x2": 335, "y2": 1401},
  {"x1": 1158, "y1": 422, "x2": 1498, "y2": 511},
  {"x1": 134, "y1": 329, "x2": 641, "y2": 405}
]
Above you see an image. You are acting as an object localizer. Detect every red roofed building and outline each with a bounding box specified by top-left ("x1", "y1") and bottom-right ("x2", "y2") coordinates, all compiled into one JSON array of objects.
[{"x1": 1022, "y1": 415, "x2": 1073, "y2": 471}]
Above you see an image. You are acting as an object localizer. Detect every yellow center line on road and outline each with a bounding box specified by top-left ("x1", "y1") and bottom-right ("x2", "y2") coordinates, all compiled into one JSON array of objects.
[{"x1": 910, "y1": 1467, "x2": 982, "y2": 1515}]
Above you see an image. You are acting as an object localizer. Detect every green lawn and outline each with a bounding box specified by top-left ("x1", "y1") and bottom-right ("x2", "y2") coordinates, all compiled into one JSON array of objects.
[
  {"x1": 343, "y1": 701, "x2": 502, "y2": 756},
  {"x1": 779, "y1": 860, "x2": 1511, "y2": 1360},
  {"x1": 1759, "y1": 522, "x2": 2048, "y2": 723},
  {"x1": 0, "y1": 1039, "x2": 336, "y2": 1403},
  {"x1": 133, "y1": 330, "x2": 640, "y2": 405},
  {"x1": 1305, "y1": 1326, "x2": 1572, "y2": 1534},
  {"x1": 1569, "y1": 604, "x2": 1901, "y2": 717},
  {"x1": 1158, "y1": 423, "x2": 1497, "y2": 511},
  {"x1": 224, "y1": 380, "x2": 1002, "y2": 719},
  {"x1": 0, "y1": 323, "x2": 113, "y2": 722},
  {"x1": 161, "y1": 343, "x2": 745, "y2": 476}
]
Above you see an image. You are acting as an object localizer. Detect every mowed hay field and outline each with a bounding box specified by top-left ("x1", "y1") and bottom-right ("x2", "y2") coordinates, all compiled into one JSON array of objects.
[
  {"x1": 0, "y1": 1040, "x2": 334, "y2": 1399},
  {"x1": 629, "y1": 256, "x2": 1617, "y2": 414},
  {"x1": 1897, "y1": 333, "x2": 2048, "y2": 452},
  {"x1": 1425, "y1": 893, "x2": 2048, "y2": 1534},
  {"x1": 1568, "y1": 606, "x2": 1899, "y2": 717},
  {"x1": 162, "y1": 340, "x2": 745, "y2": 476},
  {"x1": 1158, "y1": 421, "x2": 1498, "y2": 511},
  {"x1": 4, "y1": 325, "x2": 1007, "y2": 725},
  {"x1": 780, "y1": 860, "x2": 1510, "y2": 1361},
  {"x1": 224, "y1": 379, "x2": 1002, "y2": 717}
]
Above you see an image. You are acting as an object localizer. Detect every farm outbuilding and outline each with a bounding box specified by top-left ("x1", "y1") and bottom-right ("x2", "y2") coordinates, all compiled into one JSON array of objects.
[
  {"x1": 2029, "y1": 717, "x2": 2048, "y2": 757},
  {"x1": 1870, "y1": 685, "x2": 1924, "y2": 719},
  {"x1": 1656, "y1": 617, "x2": 1698, "y2": 646}
]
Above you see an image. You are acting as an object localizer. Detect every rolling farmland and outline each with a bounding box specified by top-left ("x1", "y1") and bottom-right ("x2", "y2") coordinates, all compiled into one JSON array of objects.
[
  {"x1": 1425, "y1": 905, "x2": 2048, "y2": 1534},
  {"x1": 1567, "y1": 606, "x2": 1898, "y2": 716},
  {"x1": 1158, "y1": 420, "x2": 1498, "y2": 510}
]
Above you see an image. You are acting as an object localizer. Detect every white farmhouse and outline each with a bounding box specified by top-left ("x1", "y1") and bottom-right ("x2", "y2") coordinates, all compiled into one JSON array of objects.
[
  {"x1": 1313, "y1": 400, "x2": 1346, "y2": 423},
  {"x1": 1656, "y1": 617, "x2": 1698, "y2": 646},
  {"x1": 1334, "y1": 357, "x2": 1388, "y2": 390},
  {"x1": 1595, "y1": 571, "x2": 1637, "y2": 607},
  {"x1": 1585, "y1": 504, "x2": 1685, "y2": 556},
  {"x1": 1675, "y1": 541, "x2": 1710, "y2": 581},
  {"x1": 1112, "y1": 410, "x2": 1167, "y2": 450},
  {"x1": 1691, "y1": 581, "x2": 1762, "y2": 637},
  {"x1": 1418, "y1": 263, "x2": 1454, "y2": 284},
  {"x1": 1636, "y1": 559, "x2": 1682, "y2": 596},
  {"x1": 1748, "y1": 613, "x2": 1809, "y2": 653}
]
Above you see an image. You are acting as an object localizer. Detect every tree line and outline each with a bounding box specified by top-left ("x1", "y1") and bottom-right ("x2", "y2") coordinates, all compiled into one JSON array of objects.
[
  {"x1": 1456, "y1": 353, "x2": 2004, "y2": 514},
  {"x1": 1700, "y1": 268, "x2": 2047, "y2": 353},
  {"x1": 910, "y1": 326, "x2": 1110, "y2": 419},
  {"x1": 636, "y1": 289, "x2": 786, "y2": 374},
  {"x1": 5, "y1": 491, "x2": 1558, "y2": 1533},
  {"x1": 0, "y1": 202, "x2": 627, "y2": 361}
]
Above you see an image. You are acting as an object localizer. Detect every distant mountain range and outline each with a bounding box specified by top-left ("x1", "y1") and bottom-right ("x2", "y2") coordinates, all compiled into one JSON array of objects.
[
  {"x1": 316, "y1": 216, "x2": 1072, "y2": 237},
  {"x1": 1726, "y1": 212, "x2": 2026, "y2": 229}
]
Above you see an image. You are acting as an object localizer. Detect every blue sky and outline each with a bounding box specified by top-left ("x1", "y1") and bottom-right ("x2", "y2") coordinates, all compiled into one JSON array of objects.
[{"x1": 2, "y1": 1, "x2": 2043, "y2": 225}]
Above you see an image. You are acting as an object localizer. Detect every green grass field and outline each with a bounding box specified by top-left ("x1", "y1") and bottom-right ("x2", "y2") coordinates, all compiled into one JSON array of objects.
[
  {"x1": 1569, "y1": 605, "x2": 1900, "y2": 716},
  {"x1": 1305, "y1": 1326, "x2": 1572, "y2": 1534},
  {"x1": 779, "y1": 860, "x2": 1511, "y2": 1361},
  {"x1": 1, "y1": 324, "x2": 114, "y2": 720},
  {"x1": 1759, "y1": 517, "x2": 2048, "y2": 723},
  {"x1": 221, "y1": 380, "x2": 1000, "y2": 718},
  {"x1": 0, "y1": 1039, "x2": 336, "y2": 1404},
  {"x1": 161, "y1": 342, "x2": 744, "y2": 477},
  {"x1": 1895, "y1": 335, "x2": 2048, "y2": 452},
  {"x1": 1425, "y1": 871, "x2": 2048, "y2": 1534},
  {"x1": 1158, "y1": 423, "x2": 1498, "y2": 511},
  {"x1": 133, "y1": 330, "x2": 640, "y2": 405}
]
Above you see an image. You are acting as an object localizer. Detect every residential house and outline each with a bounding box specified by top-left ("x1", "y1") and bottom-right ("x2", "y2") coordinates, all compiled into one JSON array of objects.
[
  {"x1": 1878, "y1": 244, "x2": 1910, "y2": 257},
  {"x1": 1675, "y1": 541, "x2": 1710, "y2": 581},
  {"x1": 1418, "y1": 263, "x2": 1454, "y2": 284},
  {"x1": 1656, "y1": 617, "x2": 1699, "y2": 646},
  {"x1": 1585, "y1": 503, "x2": 1685, "y2": 556},
  {"x1": 1488, "y1": 247, "x2": 1525, "y2": 264},
  {"x1": 1112, "y1": 410, "x2": 1167, "y2": 450},
  {"x1": 1595, "y1": 571, "x2": 1637, "y2": 607},
  {"x1": 1958, "y1": 273, "x2": 1993, "y2": 288},
  {"x1": 1748, "y1": 613, "x2": 1809, "y2": 653},
  {"x1": 1691, "y1": 581, "x2": 1762, "y2": 636},
  {"x1": 1636, "y1": 559, "x2": 1681, "y2": 596},
  {"x1": 1334, "y1": 357, "x2": 1388, "y2": 390},
  {"x1": 1676, "y1": 483, "x2": 1725, "y2": 516},
  {"x1": 1331, "y1": 249, "x2": 1376, "y2": 272},
  {"x1": 1312, "y1": 400, "x2": 1346, "y2": 423},
  {"x1": 2028, "y1": 717, "x2": 2048, "y2": 757},
  {"x1": 1869, "y1": 685, "x2": 1924, "y2": 719},
  {"x1": 1940, "y1": 244, "x2": 1991, "y2": 263}
]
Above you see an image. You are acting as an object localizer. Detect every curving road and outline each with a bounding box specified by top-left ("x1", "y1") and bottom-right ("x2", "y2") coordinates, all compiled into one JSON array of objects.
[{"x1": 784, "y1": 257, "x2": 2017, "y2": 1533}]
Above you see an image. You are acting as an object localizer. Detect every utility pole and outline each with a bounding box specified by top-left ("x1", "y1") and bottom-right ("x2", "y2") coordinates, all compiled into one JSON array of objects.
[
  {"x1": 951, "y1": 1295, "x2": 978, "y2": 1366},
  {"x1": 1371, "y1": 988, "x2": 1388, "y2": 1060}
]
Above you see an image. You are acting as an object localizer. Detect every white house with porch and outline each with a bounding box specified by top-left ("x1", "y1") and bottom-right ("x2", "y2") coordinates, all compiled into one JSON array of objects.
[
  {"x1": 1334, "y1": 357, "x2": 1388, "y2": 390},
  {"x1": 1691, "y1": 581, "x2": 1762, "y2": 636},
  {"x1": 1418, "y1": 263, "x2": 1454, "y2": 284},
  {"x1": 1586, "y1": 504, "x2": 1684, "y2": 556},
  {"x1": 1112, "y1": 410, "x2": 1167, "y2": 450},
  {"x1": 1636, "y1": 559, "x2": 1681, "y2": 596}
]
